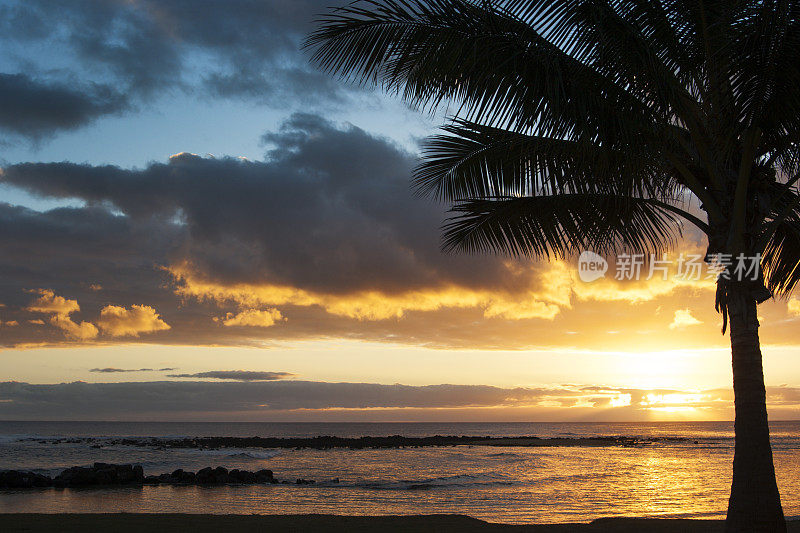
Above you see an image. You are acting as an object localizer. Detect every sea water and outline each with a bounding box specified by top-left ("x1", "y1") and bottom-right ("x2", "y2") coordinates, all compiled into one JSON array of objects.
[{"x1": 0, "y1": 421, "x2": 798, "y2": 524}]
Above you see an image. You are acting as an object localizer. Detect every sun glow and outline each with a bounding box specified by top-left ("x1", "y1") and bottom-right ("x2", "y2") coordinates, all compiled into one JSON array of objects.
[
  {"x1": 609, "y1": 394, "x2": 632, "y2": 407},
  {"x1": 641, "y1": 393, "x2": 706, "y2": 413}
]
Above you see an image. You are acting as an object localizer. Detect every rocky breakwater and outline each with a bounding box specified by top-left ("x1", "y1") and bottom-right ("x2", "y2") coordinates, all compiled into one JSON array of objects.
[
  {"x1": 54, "y1": 463, "x2": 144, "y2": 487},
  {"x1": 146, "y1": 466, "x2": 276, "y2": 485},
  {"x1": 106, "y1": 434, "x2": 671, "y2": 450},
  {"x1": 0, "y1": 463, "x2": 276, "y2": 489}
]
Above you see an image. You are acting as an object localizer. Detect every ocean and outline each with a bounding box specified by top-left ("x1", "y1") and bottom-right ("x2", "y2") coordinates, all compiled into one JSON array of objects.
[{"x1": 0, "y1": 421, "x2": 798, "y2": 524}]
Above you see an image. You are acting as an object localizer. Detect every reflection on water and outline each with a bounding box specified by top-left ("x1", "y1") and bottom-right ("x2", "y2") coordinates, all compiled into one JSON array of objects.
[{"x1": 0, "y1": 421, "x2": 798, "y2": 524}]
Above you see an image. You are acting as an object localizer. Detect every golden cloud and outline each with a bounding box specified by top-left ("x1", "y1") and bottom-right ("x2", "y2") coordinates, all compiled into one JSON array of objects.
[
  {"x1": 168, "y1": 249, "x2": 721, "y2": 330},
  {"x1": 169, "y1": 261, "x2": 571, "y2": 322},
  {"x1": 26, "y1": 289, "x2": 80, "y2": 315},
  {"x1": 50, "y1": 314, "x2": 99, "y2": 340},
  {"x1": 97, "y1": 305, "x2": 171, "y2": 337},
  {"x1": 571, "y1": 266, "x2": 714, "y2": 303},
  {"x1": 26, "y1": 289, "x2": 98, "y2": 340},
  {"x1": 669, "y1": 309, "x2": 703, "y2": 329},
  {"x1": 217, "y1": 308, "x2": 284, "y2": 327}
]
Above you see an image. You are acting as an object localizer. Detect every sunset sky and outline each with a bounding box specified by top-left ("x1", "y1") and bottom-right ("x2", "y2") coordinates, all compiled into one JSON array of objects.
[{"x1": 1, "y1": 0, "x2": 799, "y2": 422}]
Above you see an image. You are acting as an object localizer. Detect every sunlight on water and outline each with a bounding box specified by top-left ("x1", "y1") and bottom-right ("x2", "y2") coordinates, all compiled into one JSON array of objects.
[{"x1": 0, "y1": 421, "x2": 798, "y2": 524}]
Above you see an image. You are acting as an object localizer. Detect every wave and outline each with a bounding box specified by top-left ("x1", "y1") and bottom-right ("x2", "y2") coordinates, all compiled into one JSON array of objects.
[{"x1": 222, "y1": 450, "x2": 283, "y2": 460}]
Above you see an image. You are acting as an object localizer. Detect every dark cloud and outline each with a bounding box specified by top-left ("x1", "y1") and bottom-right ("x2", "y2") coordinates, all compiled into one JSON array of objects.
[
  {"x1": 0, "y1": 380, "x2": 594, "y2": 419},
  {"x1": 0, "y1": 0, "x2": 349, "y2": 140},
  {"x1": 2, "y1": 113, "x2": 522, "y2": 295},
  {"x1": 203, "y1": 67, "x2": 345, "y2": 106},
  {"x1": 166, "y1": 371, "x2": 293, "y2": 381},
  {"x1": 90, "y1": 367, "x2": 176, "y2": 373},
  {"x1": 0, "y1": 114, "x2": 739, "y2": 350},
  {"x1": 0, "y1": 380, "x2": 796, "y2": 421},
  {"x1": 0, "y1": 73, "x2": 127, "y2": 139},
  {"x1": 0, "y1": 201, "x2": 184, "y2": 346}
]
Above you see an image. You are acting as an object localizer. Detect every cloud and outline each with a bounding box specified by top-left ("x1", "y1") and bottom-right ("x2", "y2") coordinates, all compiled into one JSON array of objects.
[
  {"x1": 90, "y1": 367, "x2": 176, "y2": 373},
  {"x1": 0, "y1": 0, "x2": 348, "y2": 141},
  {"x1": 96, "y1": 304, "x2": 171, "y2": 337},
  {"x1": 2, "y1": 115, "x2": 787, "y2": 351},
  {"x1": 0, "y1": 380, "x2": 797, "y2": 421},
  {"x1": 0, "y1": 380, "x2": 554, "y2": 419},
  {"x1": 25, "y1": 289, "x2": 80, "y2": 316},
  {"x1": 669, "y1": 309, "x2": 703, "y2": 330},
  {"x1": 217, "y1": 308, "x2": 284, "y2": 328},
  {"x1": 1, "y1": 114, "x2": 567, "y2": 301},
  {"x1": 25, "y1": 289, "x2": 98, "y2": 340},
  {"x1": 171, "y1": 262, "x2": 566, "y2": 322},
  {"x1": 49, "y1": 313, "x2": 99, "y2": 340},
  {"x1": 166, "y1": 371, "x2": 294, "y2": 381},
  {"x1": 0, "y1": 73, "x2": 126, "y2": 139},
  {"x1": 0, "y1": 115, "x2": 578, "y2": 349},
  {"x1": 0, "y1": 203, "x2": 185, "y2": 347},
  {"x1": 22, "y1": 290, "x2": 169, "y2": 342},
  {"x1": 788, "y1": 298, "x2": 800, "y2": 317}
]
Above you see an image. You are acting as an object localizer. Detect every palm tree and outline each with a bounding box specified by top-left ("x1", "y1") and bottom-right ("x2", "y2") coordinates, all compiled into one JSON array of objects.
[{"x1": 307, "y1": 1, "x2": 800, "y2": 530}]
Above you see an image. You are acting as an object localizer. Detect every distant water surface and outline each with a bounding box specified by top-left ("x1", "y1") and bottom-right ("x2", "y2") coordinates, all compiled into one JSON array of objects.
[{"x1": 0, "y1": 421, "x2": 798, "y2": 524}]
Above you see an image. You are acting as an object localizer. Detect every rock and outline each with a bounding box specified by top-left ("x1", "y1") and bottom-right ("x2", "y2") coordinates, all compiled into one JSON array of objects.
[
  {"x1": 178, "y1": 470, "x2": 196, "y2": 483},
  {"x1": 0, "y1": 470, "x2": 53, "y2": 488},
  {"x1": 6, "y1": 463, "x2": 279, "y2": 488},
  {"x1": 229, "y1": 469, "x2": 256, "y2": 483},
  {"x1": 254, "y1": 469, "x2": 274, "y2": 483},
  {"x1": 212, "y1": 466, "x2": 231, "y2": 483},
  {"x1": 195, "y1": 467, "x2": 214, "y2": 484},
  {"x1": 54, "y1": 463, "x2": 144, "y2": 487},
  {"x1": 54, "y1": 466, "x2": 98, "y2": 487}
]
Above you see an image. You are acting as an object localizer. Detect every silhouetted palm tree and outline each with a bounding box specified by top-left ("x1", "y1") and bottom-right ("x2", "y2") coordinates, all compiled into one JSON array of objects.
[{"x1": 307, "y1": 1, "x2": 800, "y2": 530}]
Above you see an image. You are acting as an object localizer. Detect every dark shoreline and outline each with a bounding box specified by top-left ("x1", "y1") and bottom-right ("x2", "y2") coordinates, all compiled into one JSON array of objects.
[{"x1": 2, "y1": 514, "x2": 799, "y2": 533}]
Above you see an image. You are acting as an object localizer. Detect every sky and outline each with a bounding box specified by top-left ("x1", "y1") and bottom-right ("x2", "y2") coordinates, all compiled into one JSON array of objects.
[{"x1": 0, "y1": 0, "x2": 799, "y2": 422}]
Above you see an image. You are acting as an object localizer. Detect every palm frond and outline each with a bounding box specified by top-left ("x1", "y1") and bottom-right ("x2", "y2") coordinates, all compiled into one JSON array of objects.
[
  {"x1": 415, "y1": 119, "x2": 667, "y2": 199},
  {"x1": 756, "y1": 178, "x2": 800, "y2": 295},
  {"x1": 761, "y1": 216, "x2": 800, "y2": 296},
  {"x1": 415, "y1": 118, "x2": 708, "y2": 233},
  {"x1": 566, "y1": 1, "x2": 703, "y2": 123},
  {"x1": 729, "y1": 1, "x2": 800, "y2": 133},
  {"x1": 306, "y1": 0, "x2": 660, "y2": 143},
  {"x1": 309, "y1": 0, "x2": 800, "y2": 298},
  {"x1": 442, "y1": 194, "x2": 683, "y2": 259}
]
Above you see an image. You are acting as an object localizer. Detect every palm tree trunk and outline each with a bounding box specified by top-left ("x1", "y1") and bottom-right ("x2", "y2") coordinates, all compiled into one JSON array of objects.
[{"x1": 725, "y1": 283, "x2": 786, "y2": 532}]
